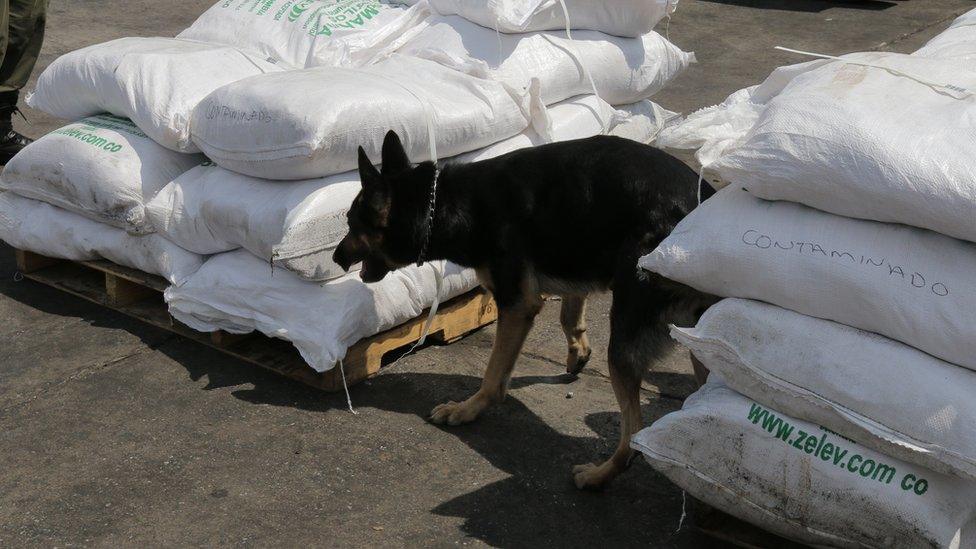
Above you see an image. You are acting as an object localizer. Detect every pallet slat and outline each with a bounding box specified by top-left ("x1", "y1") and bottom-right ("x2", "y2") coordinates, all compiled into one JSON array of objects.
[
  {"x1": 15, "y1": 249, "x2": 61, "y2": 273},
  {"x1": 14, "y1": 250, "x2": 497, "y2": 392}
]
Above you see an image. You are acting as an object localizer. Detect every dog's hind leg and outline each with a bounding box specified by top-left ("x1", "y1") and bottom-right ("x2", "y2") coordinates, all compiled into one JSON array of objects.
[
  {"x1": 572, "y1": 242, "x2": 681, "y2": 490},
  {"x1": 560, "y1": 295, "x2": 592, "y2": 375},
  {"x1": 430, "y1": 295, "x2": 543, "y2": 426},
  {"x1": 573, "y1": 350, "x2": 642, "y2": 490}
]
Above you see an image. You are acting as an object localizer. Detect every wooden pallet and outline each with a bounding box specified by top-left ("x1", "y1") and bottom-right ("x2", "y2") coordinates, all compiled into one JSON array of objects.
[{"x1": 14, "y1": 249, "x2": 497, "y2": 392}]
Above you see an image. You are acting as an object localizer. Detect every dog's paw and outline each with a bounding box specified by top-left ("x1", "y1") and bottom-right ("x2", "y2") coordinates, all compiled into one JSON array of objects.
[
  {"x1": 566, "y1": 345, "x2": 592, "y2": 375},
  {"x1": 429, "y1": 399, "x2": 483, "y2": 426},
  {"x1": 572, "y1": 462, "x2": 612, "y2": 491}
]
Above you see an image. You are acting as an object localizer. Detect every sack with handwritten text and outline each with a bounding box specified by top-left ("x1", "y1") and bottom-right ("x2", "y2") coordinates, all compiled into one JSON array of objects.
[
  {"x1": 27, "y1": 37, "x2": 285, "y2": 152},
  {"x1": 632, "y1": 381, "x2": 976, "y2": 548},
  {"x1": 178, "y1": 0, "x2": 428, "y2": 68},
  {"x1": 673, "y1": 298, "x2": 976, "y2": 481},
  {"x1": 640, "y1": 186, "x2": 976, "y2": 372},
  {"x1": 656, "y1": 52, "x2": 976, "y2": 244}
]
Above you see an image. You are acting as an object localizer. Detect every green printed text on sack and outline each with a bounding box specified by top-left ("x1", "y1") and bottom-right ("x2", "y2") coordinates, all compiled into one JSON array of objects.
[
  {"x1": 746, "y1": 401, "x2": 930, "y2": 496},
  {"x1": 53, "y1": 123, "x2": 128, "y2": 153},
  {"x1": 220, "y1": 0, "x2": 386, "y2": 37}
]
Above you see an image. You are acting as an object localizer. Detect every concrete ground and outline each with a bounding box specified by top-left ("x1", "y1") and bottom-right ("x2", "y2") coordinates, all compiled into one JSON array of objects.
[{"x1": 1, "y1": 1, "x2": 971, "y2": 546}]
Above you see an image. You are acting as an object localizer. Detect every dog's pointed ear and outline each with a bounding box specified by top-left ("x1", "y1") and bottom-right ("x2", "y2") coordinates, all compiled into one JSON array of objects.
[
  {"x1": 381, "y1": 130, "x2": 411, "y2": 175},
  {"x1": 358, "y1": 146, "x2": 381, "y2": 187}
]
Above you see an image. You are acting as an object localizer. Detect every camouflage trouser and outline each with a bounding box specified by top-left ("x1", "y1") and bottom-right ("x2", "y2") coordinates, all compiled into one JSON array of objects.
[{"x1": 0, "y1": 0, "x2": 47, "y2": 106}]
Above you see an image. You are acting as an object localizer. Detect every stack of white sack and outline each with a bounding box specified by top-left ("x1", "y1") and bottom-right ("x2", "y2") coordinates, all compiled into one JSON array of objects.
[
  {"x1": 25, "y1": 1, "x2": 432, "y2": 152},
  {"x1": 633, "y1": 19, "x2": 976, "y2": 546},
  {"x1": 189, "y1": 2, "x2": 693, "y2": 180},
  {"x1": 159, "y1": 94, "x2": 677, "y2": 370},
  {"x1": 11, "y1": 0, "x2": 692, "y2": 375},
  {"x1": 147, "y1": 96, "x2": 679, "y2": 281},
  {"x1": 0, "y1": 116, "x2": 206, "y2": 284}
]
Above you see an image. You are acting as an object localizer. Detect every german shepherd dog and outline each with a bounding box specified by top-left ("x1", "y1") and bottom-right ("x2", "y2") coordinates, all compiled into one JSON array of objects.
[{"x1": 334, "y1": 131, "x2": 716, "y2": 490}]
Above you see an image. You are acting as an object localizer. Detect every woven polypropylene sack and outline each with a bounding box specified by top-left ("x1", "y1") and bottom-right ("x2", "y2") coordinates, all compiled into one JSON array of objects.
[
  {"x1": 178, "y1": 0, "x2": 429, "y2": 68},
  {"x1": 0, "y1": 193, "x2": 204, "y2": 285},
  {"x1": 190, "y1": 55, "x2": 538, "y2": 180},
  {"x1": 27, "y1": 37, "x2": 284, "y2": 152},
  {"x1": 410, "y1": 0, "x2": 677, "y2": 37},
  {"x1": 390, "y1": 15, "x2": 693, "y2": 105},
  {"x1": 674, "y1": 298, "x2": 976, "y2": 481},
  {"x1": 641, "y1": 186, "x2": 976, "y2": 372},
  {"x1": 1, "y1": 116, "x2": 203, "y2": 234},
  {"x1": 632, "y1": 381, "x2": 976, "y2": 548}
]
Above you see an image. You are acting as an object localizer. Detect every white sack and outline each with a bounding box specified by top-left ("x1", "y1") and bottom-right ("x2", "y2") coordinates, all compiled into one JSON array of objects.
[
  {"x1": 390, "y1": 15, "x2": 693, "y2": 105},
  {"x1": 0, "y1": 116, "x2": 203, "y2": 235},
  {"x1": 640, "y1": 186, "x2": 976, "y2": 372},
  {"x1": 409, "y1": 0, "x2": 677, "y2": 38},
  {"x1": 632, "y1": 381, "x2": 976, "y2": 549},
  {"x1": 674, "y1": 298, "x2": 976, "y2": 481},
  {"x1": 914, "y1": 8, "x2": 976, "y2": 60},
  {"x1": 0, "y1": 193, "x2": 204, "y2": 285},
  {"x1": 191, "y1": 54, "x2": 538, "y2": 180},
  {"x1": 178, "y1": 0, "x2": 429, "y2": 68},
  {"x1": 659, "y1": 52, "x2": 976, "y2": 243},
  {"x1": 27, "y1": 37, "x2": 284, "y2": 152},
  {"x1": 145, "y1": 161, "x2": 361, "y2": 275},
  {"x1": 149, "y1": 96, "x2": 677, "y2": 281},
  {"x1": 164, "y1": 250, "x2": 479, "y2": 371}
]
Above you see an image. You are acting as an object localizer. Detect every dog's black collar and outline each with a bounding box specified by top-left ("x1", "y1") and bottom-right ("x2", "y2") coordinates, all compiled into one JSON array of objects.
[{"x1": 416, "y1": 165, "x2": 441, "y2": 267}]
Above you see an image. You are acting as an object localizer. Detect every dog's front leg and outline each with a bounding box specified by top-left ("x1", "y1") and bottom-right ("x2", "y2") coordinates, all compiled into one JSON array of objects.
[{"x1": 430, "y1": 296, "x2": 542, "y2": 426}]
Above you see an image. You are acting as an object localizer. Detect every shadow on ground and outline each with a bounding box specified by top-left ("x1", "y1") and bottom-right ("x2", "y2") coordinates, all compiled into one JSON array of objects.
[{"x1": 0, "y1": 241, "x2": 722, "y2": 547}]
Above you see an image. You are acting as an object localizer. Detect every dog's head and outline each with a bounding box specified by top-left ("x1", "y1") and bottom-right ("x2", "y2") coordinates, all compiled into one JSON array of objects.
[{"x1": 333, "y1": 131, "x2": 419, "y2": 283}]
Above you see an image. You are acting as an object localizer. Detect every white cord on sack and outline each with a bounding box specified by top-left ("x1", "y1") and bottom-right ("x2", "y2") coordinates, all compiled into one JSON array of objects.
[
  {"x1": 547, "y1": 0, "x2": 611, "y2": 134},
  {"x1": 338, "y1": 359, "x2": 359, "y2": 415},
  {"x1": 775, "y1": 46, "x2": 974, "y2": 99},
  {"x1": 378, "y1": 263, "x2": 445, "y2": 372},
  {"x1": 675, "y1": 490, "x2": 687, "y2": 533},
  {"x1": 696, "y1": 170, "x2": 704, "y2": 205}
]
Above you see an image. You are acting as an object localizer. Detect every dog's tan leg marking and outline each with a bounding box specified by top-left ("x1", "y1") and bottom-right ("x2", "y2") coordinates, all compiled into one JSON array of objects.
[
  {"x1": 430, "y1": 295, "x2": 542, "y2": 426},
  {"x1": 573, "y1": 365, "x2": 642, "y2": 490},
  {"x1": 560, "y1": 295, "x2": 591, "y2": 375}
]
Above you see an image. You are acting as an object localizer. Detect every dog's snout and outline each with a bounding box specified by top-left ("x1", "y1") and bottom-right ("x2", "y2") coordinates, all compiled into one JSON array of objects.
[{"x1": 333, "y1": 238, "x2": 355, "y2": 272}]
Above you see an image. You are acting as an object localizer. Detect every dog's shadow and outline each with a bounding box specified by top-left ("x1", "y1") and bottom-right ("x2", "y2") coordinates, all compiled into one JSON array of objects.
[{"x1": 203, "y1": 353, "x2": 715, "y2": 547}]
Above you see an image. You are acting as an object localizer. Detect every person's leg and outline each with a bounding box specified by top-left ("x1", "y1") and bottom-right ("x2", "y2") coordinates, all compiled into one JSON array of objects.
[{"x1": 0, "y1": 0, "x2": 46, "y2": 160}]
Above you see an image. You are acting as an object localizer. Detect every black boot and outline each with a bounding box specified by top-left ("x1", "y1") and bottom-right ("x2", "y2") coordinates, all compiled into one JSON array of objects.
[{"x1": 0, "y1": 104, "x2": 33, "y2": 164}]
